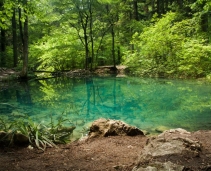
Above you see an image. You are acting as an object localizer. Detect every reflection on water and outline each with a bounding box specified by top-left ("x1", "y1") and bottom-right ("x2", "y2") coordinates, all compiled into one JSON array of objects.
[{"x1": 1, "y1": 76, "x2": 211, "y2": 140}]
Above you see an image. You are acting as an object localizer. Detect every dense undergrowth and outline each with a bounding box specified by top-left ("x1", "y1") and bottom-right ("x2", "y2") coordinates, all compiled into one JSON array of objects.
[{"x1": 123, "y1": 11, "x2": 211, "y2": 79}]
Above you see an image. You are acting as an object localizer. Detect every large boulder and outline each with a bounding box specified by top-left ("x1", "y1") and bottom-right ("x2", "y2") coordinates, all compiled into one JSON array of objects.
[
  {"x1": 133, "y1": 128, "x2": 202, "y2": 171},
  {"x1": 88, "y1": 118, "x2": 144, "y2": 138}
]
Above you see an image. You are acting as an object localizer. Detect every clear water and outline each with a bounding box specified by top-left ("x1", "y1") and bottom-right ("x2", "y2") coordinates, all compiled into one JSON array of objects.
[{"x1": 1, "y1": 76, "x2": 211, "y2": 140}]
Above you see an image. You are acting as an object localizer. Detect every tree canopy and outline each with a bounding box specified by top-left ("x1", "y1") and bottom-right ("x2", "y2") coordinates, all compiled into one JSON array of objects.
[{"x1": 0, "y1": 0, "x2": 211, "y2": 78}]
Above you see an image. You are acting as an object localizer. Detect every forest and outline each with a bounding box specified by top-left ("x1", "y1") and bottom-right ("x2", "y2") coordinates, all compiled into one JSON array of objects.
[
  {"x1": 0, "y1": 0, "x2": 211, "y2": 78},
  {"x1": 1, "y1": 0, "x2": 211, "y2": 160}
]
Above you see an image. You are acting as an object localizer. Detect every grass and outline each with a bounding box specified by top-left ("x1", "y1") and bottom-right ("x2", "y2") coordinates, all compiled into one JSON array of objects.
[{"x1": 0, "y1": 113, "x2": 76, "y2": 151}]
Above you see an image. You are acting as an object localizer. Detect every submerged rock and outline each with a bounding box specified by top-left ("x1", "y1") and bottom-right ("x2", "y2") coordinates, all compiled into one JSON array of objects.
[
  {"x1": 88, "y1": 118, "x2": 144, "y2": 138},
  {"x1": 154, "y1": 125, "x2": 170, "y2": 133}
]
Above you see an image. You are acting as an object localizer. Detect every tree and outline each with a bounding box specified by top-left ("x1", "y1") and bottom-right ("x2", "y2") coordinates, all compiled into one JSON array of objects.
[
  {"x1": 123, "y1": 11, "x2": 211, "y2": 78},
  {"x1": 0, "y1": 1, "x2": 6, "y2": 67},
  {"x1": 19, "y1": 0, "x2": 29, "y2": 78},
  {"x1": 12, "y1": 8, "x2": 18, "y2": 67},
  {"x1": 0, "y1": 27, "x2": 6, "y2": 67},
  {"x1": 1, "y1": 0, "x2": 210, "y2": 79},
  {"x1": 0, "y1": 0, "x2": 18, "y2": 68},
  {"x1": 105, "y1": 3, "x2": 118, "y2": 68}
]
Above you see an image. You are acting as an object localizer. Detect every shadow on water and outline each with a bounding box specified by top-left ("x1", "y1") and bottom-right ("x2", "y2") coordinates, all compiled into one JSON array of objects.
[
  {"x1": 0, "y1": 80, "x2": 34, "y2": 120},
  {"x1": 16, "y1": 81, "x2": 33, "y2": 106}
]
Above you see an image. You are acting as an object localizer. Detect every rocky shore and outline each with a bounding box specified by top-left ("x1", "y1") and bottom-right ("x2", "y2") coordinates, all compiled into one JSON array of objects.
[
  {"x1": 83, "y1": 118, "x2": 211, "y2": 171},
  {"x1": 1, "y1": 118, "x2": 211, "y2": 171}
]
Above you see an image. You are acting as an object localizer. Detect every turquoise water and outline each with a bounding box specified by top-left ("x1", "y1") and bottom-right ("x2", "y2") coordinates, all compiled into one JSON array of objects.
[{"x1": 1, "y1": 76, "x2": 211, "y2": 139}]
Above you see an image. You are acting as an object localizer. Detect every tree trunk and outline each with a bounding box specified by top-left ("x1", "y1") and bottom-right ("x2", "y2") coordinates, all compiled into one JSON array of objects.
[
  {"x1": 160, "y1": 0, "x2": 165, "y2": 14},
  {"x1": 12, "y1": 9, "x2": 18, "y2": 67},
  {"x1": 157, "y1": 0, "x2": 165, "y2": 16},
  {"x1": 151, "y1": 0, "x2": 155, "y2": 15},
  {"x1": 79, "y1": 10, "x2": 89, "y2": 70},
  {"x1": 201, "y1": 13, "x2": 208, "y2": 32},
  {"x1": 165, "y1": 0, "x2": 169, "y2": 12},
  {"x1": 0, "y1": 28, "x2": 6, "y2": 67},
  {"x1": 117, "y1": 46, "x2": 121, "y2": 65},
  {"x1": 89, "y1": 0, "x2": 94, "y2": 70},
  {"x1": 19, "y1": 8, "x2": 24, "y2": 50},
  {"x1": 19, "y1": 0, "x2": 28, "y2": 78},
  {"x1": 177, "y1": 0, "x2": 183, "y2": 9},
  {"x1": 133, "y1": 0, "x2": 139, "y2": 21},
  {"x1": 0, "y1": 1, "x2": 6, "y2": 67},
  {"x1": 208, "y1": 13, "x2": 211, "y2": 43},
  {"x1": 21, "y1": 14, "x2": 28, "y2": 78},
  {"x1": 84, "y1": 20, "x2": 89, "y2": 70},
  {"x1": 157, "y1": 0, "x2": 161, "y2": 17},
  {"x1": 111, "y1": 25, "x2": 116, "y2": 68}
]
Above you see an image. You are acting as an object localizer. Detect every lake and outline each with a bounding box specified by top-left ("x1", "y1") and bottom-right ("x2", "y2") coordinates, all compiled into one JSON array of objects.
[{"x1": 1, "y1": 76, "x2": 211, "y2": 140}]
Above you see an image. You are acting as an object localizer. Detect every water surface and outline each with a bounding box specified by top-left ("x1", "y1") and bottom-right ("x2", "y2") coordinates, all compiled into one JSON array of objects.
[{"x1": 1, "y1": 76, "x2": 211, "y2": 139}]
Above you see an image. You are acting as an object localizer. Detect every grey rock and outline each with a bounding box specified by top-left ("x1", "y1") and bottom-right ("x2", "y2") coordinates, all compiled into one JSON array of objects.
[
  {"x1": 132, "y1": 161, "x2": 184, "y2": 171},
  {"x1": 133, "y1": 128, "x2": 201, "y2": 171},
  {"x1": 133, "y1": 166, "x2": 157, "y2": 171}
]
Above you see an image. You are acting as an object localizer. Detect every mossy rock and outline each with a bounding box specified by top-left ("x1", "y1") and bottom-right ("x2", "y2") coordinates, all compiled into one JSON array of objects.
[
  {"x1": 14, "y1": 133, "x2": 29, "y2": 145},
  {"x1": 0, "y1": 131, "x2": 13, "y2": 145},
  {"x1": 0, "y1": 131, "x2": 29, "y2": 146}
]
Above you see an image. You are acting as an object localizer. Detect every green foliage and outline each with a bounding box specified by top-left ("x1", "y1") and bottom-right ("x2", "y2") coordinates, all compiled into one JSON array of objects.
[
  {"x1": 177, "y1": 39, "x2": 211, "y2": 77},
  {"x1": 30, "y1": 26, "x2": 84, "y2": 71},
  {"x1": 1, "y1": 0, "x2": 211, "y2": 78},
  {"x1": 0, "y1": 114, "x2": 75, "y2": 151},
  {"x1": 0, "y1": 1, "x2": 14, "y2": 29},
  {"x1": 123, "y1": 12, "x2": 211, "y2": 78}
]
